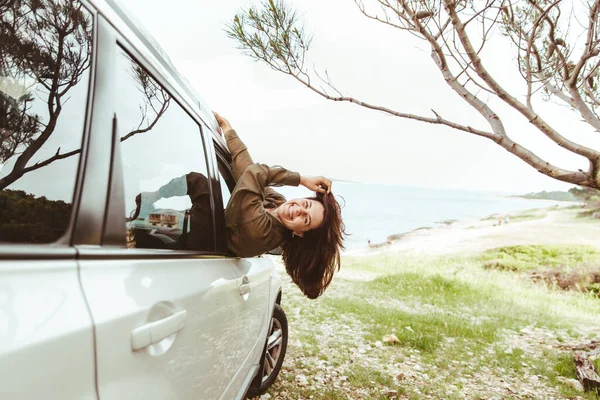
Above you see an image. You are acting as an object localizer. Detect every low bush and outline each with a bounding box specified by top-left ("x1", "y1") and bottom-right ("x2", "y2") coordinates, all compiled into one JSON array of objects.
[{"x1": 481, "y1": 245, "x2": 600, "y2": 295}]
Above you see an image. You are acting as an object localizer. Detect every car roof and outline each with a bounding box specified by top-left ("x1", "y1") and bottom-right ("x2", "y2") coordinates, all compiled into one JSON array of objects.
[{"x1": 87, "y1": 0, "x2": 227, "y2": 150}]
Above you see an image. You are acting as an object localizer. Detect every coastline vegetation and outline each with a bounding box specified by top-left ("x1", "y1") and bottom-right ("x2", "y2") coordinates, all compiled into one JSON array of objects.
[
  {"x1": 514, "y1": 187, "x2": 600, "y2": 219},
  {"x1": 270, "y1": 250, "x2": 600, "y2": 399},
  {"x1": 266, "y1": 208, "x2": 600, "y2": 399},
  {"x1": 516, "y1": 191, "x2": 579, "y2": 202}
]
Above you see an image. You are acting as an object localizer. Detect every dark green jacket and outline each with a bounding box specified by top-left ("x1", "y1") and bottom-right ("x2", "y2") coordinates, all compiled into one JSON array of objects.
[{"x1": 223, "y1": 130, "x2": 300, "y2": 257}]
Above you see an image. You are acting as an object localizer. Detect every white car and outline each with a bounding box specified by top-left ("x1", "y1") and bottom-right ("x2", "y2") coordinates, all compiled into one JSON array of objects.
[{"x1": 0, "y1": 0, "x2": 287, "y2": 398}]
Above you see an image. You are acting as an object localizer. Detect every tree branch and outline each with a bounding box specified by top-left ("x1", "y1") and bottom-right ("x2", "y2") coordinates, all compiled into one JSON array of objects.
[
  {"x1": 444, "y1": 0, "x2": 600, "y2": 161},
  {"x1": 227, "y1": 0, "x2": 600, "y2": 189},
  {"x1": 19, "y1": 147, "x2": 81, "y2": 175},
  {"x1": 120, "y1": 96, "x2": 170, "y2": 142},
  {"x1": 289, "y1": 72, "x2": 494, "y2": 138}
]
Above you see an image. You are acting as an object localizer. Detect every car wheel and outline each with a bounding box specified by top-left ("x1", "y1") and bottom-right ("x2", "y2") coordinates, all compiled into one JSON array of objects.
[{"x1": 246, "y1": 304, "x2": 288, "y2": 398}]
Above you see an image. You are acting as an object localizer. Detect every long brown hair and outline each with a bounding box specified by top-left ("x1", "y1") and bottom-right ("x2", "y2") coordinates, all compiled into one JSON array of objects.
[{"x1": 281, "y1": 192, "x2": 346, "y2": 299}]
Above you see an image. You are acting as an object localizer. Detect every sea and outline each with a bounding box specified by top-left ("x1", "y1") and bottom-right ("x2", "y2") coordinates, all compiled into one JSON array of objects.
[{"x1": 276, "y1": 182, "x2": 570, "y2": 251}]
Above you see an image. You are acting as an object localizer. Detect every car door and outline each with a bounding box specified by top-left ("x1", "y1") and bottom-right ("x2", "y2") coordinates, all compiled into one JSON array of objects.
[
  {"x1": 77, "y1": 24, "x2": 244, "y2": 399},
  {"x1": 229, "y1": 257, "x2": 275, "y2": 379},
  {"x1": 0, "y1": 0, "x2": 96, "y2": 398},
  {"x1": 212, "y1": 154, "x2": 273, "y2": 389}
]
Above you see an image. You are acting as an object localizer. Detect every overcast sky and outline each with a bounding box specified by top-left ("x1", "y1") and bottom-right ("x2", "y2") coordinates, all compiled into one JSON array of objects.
[{"x1": 123, "y1": 0, "x2": 599, "y2": 193}]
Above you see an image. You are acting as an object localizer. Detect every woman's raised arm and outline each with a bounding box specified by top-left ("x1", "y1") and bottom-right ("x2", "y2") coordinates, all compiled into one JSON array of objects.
[{"x1": 214, "y1": 112, "x2": 254, "y2": 181}]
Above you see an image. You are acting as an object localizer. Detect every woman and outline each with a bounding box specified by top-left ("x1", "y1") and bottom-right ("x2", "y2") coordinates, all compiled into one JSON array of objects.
[{"x1": 215, "y1": 112, "x2": 346, "y2": 299}]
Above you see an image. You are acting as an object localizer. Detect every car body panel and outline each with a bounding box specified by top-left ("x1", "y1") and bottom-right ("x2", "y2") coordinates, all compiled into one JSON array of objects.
[
  {"x1": 78, "y1": 255, "x2": 245, "y2": 399},
  {"x1": 219, "y1": 257, "x2": 273, "y2": 395},
  {"x1": 0, "y1": 259, "x2": 96, "y2": 400}
]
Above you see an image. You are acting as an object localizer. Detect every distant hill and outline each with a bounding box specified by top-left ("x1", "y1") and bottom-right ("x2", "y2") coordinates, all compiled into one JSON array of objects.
[{"x1": 515, "y1": 190, "x2": 580, "y2": 202}]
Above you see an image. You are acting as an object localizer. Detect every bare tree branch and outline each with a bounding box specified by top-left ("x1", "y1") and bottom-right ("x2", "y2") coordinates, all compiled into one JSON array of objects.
[
  {"x1": 227, "y1": 0, "x2": 600, "y2": 189},
  {"x1": 444, "y1": 0, "x2": 600, "y2": 160}
]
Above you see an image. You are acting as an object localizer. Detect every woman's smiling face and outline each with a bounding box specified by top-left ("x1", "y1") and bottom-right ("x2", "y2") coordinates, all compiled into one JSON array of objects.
[{"x1": 276, "y1": 197, "x2": 325, "y2": 236}]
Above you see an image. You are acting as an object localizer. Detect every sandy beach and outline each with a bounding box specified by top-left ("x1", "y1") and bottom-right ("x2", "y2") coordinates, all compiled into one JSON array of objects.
[{"x1": 347, "y1": 205, "x2": 600, "y2": 257}]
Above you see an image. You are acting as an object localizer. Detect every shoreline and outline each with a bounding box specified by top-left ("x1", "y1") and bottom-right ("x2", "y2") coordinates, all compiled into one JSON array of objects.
[{"x1": 343, "y1": 204, "x2": 600, "y2": 257}]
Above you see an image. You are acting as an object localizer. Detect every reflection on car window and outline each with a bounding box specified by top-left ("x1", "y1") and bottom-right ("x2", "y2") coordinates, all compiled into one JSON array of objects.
[
  {"x1": 217, "y1": 163, "x2": 232, "y2": 209},
  {"x1": 0, "y1": 0, "x2": 93, "y2": 244},
  {"x1": 116, "y1": 49, "x2": 213, "y2": 251}
]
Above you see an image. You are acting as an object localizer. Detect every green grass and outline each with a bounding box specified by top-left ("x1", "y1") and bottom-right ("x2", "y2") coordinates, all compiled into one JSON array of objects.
[
  {"x1": 295, "y1": 332, "x2": 321, "y2": 357},
  {"x1": 478, "y1": 245, "x2": 600, "y2": 296},
  {"x1": 552, "y1": 351, "x2": 577, "y2": 378},
  {"x1": 322, "y1": 260, "x2": 597, "y2": 363},
  {"x1": 347, "y1": 364, "x2": 394, "y2": 387},
  {"x1": 323, "y1": 271, "x2": 546, "y2": 352},
  {"x1": 326, "y1": 295, "x2": 499, "y2": 352},
  {"x1": 479, "y1": 244, "x2": 600, "y2": 272}
]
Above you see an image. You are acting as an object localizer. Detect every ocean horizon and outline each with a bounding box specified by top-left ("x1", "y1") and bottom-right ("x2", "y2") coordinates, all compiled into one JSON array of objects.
[{"x1": 276, "y1": 182, "x2": 570, "y2": 251}]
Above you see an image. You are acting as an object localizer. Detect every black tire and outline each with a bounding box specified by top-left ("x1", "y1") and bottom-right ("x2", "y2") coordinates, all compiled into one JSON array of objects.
[{"x1": 246, "y1": 304, "x2": 288, "y2": 398}]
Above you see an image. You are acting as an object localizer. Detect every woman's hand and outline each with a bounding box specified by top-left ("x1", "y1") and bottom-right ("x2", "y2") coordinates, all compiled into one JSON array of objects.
[
  {"x1": 300, "y1": 175, "x2": 332, "y2": 194},
  {"x1": 213, "y1": 112, "x2": 232, "y2": 135}
]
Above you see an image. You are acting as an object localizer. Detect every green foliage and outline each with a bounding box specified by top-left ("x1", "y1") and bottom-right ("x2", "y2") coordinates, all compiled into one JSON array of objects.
[
  {"x1": 0, "y1": 0, "x2": 93, "y2": 189},
  {"x1": 0, "y1": 189, "x2": 71, "y2": 243},
  {"x1": 569, "y1": 186, "x2": 600, "y2": 202},
  {"x1": 568, "y1": 187, "x2": 600, "y2": 218},
  {"x1": 589, "y1": 283, "x2": 600, "y2": 296},
  {"x1": 480, "y1": 245, "x2": 600, "y2": 272},
  {"x1": 226, "y1": 0, "x2": 311, "y2": 74}
]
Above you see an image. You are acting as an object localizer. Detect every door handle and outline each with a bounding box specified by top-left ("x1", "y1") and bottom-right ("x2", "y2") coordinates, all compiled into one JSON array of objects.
[
  {"x1": 131, "y1": 309, "x2": 187, "y2": 351},
  {"x1": 239, "y1": 275, "x2": 252, "y2": 297}
]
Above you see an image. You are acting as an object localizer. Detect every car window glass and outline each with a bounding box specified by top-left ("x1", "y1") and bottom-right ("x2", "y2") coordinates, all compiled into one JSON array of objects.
[
  {"x1": 0, "y1": 0, "x2": 93, "y2": 244},
  {"x1": 217, "y1": 165, "x2": 232, "y2": 209},
  {"x1": 116, "y1": 49, "x2": 212, "y2": 251}
]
